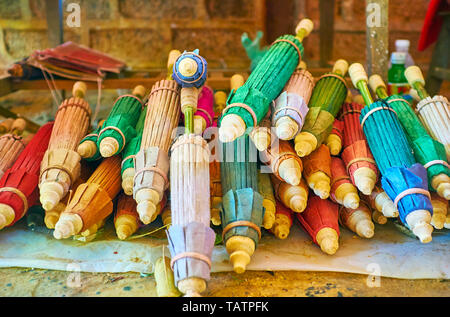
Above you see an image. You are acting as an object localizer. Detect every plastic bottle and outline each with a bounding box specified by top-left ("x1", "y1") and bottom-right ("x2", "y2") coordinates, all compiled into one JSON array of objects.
[
  {"x1": 390, "y1": 40, "x2": 415, "y2": 68},
  {"x1": 387, "y1": 52, "x2": 410, "y2": 96}
]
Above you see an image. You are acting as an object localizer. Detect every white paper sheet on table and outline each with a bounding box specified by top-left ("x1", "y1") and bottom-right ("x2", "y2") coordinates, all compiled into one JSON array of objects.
[{"x1": 0, "y1": 220, "x2": 448, "y2": 279}]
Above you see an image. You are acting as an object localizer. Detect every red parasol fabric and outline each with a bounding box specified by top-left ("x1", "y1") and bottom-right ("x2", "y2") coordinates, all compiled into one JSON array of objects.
[
  {"x1": 418, "y1": 0, "x2": 450, "y2": 51},
  {"x1": 0, "y1": 122, "x2": 53, "y2": 229}
]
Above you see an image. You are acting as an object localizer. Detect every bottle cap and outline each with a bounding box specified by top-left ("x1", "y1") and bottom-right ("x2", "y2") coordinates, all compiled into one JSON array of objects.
[
  {"x1": 395, "y1": 39, "x2": 410, "y2": 52},
  {"x1": 391, "y1": 52, "x2": 406, "y2": 65}
]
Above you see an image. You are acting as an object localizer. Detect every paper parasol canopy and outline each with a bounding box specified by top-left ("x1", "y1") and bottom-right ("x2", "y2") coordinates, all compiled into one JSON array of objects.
[
  {"x1": 53, "y1": 155, "x2": 122, "y2": 239},
  {"x1": 294, "y1": 59, "x2": 349, "y2": 157},
  {"x1": 39, "y1": 81, "x2": 91, "y2": 212},
  {"x1": 272, "y1": 68, "x2": 314, "y2": 141},
  {"x1": 167, "y1": 49, "x2": 215, "y2": 297},
  {"x1": 114, "y1": 191, "x2": 140, "y2": 240},
  {"x1": 134, "y1": 53, "x2": 181, "y2": 224},
  {"x1": 219, "y1": 19, "x2": 313, "y2": 143},
  {"x1": 349, "y1": 63, "x2": 433, "y2": 243},
  {"x1": 220, "y1": 135, "x2": 264, "y2": 274},
  {"x1": 0, "y1": 121, "x2": 53, "y2": 230},
  {"x1": 368, "y1": 74, "x2": 450, "y2": 200},
  {"x1": 340, "y1": 102, "x2": 379, "y2": 195},
  {"x1": 97, "y1": 86, "x2": 146, "y2": 158},
  {"x1": 405, "y1": 66, "x2": 450, "y2": 160},
  {"x1": 295, "y1": 195, "x2": 340, "y2": 255},
  {"x1": 121, "y1": 102, "x2": 147, "y2": 196}
]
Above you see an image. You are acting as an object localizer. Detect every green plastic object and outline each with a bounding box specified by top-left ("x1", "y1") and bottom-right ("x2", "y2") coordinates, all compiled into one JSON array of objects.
[
  {"x1": 221, "y1": 34, "x2": 303, "y2": 129},
  {"x1": 220, "y1": 135, "x2": 264, "y2": 246},
  {"x1": 97, "y1": 95, "x2": 143, "y2": 155},
  {"x1": 241, "y1": 31, "x2": 269, "y2": 71}
]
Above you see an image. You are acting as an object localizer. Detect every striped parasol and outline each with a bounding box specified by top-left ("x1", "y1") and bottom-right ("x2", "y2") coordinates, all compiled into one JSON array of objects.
[
  {"x1": 330, "y1": 156, "x2": 360, "y2": 209},
  {"x1": 294, "y1": 59, "x2": 349, "y2": 157},
  {"x1": 349, "y1": 63, "x2": 433, "y2": 243},
  {"x1": 271, "y1": 174, "x2": 309, "y2": 213},
  {"x1": 219, "y1": 19, "x2": 313, "y2": 143},
  {"x1": 302, "y1": 144, "x2": 332, "y2": 199}
]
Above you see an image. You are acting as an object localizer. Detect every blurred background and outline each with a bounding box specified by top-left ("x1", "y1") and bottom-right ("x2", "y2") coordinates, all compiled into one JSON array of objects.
[{"x1": 0, "y1": 0, "x2": 447, "y2": 124}]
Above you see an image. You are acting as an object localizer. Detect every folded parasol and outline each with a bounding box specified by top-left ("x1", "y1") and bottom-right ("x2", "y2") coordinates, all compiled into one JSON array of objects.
[
  {"x1": 302, "y1": 144, "x2": 332, "y2": 199},
  {"x1": 330, "y1": 156, "x2": 360, "y2": 209},
  {"x1": 133, "y1": 50, "x2": 181, "y2": 224},
  {"x1": 53, "y1": 155, "x2": 122, "y2": 239},
  {"x1": 77, "y1": 119, "x2": 106, "y2": 162},
  {"x1": 271, "y1": 174, "x2": 309, "y2": 213},
  {"x1": 193, "y1": 85, "x2": 214, "y2": 135},
  {"x1": 340, "y1": 101, "x2": 379, "y2": 195},
  {"x1": 219, "y1": 19, "x2": 313, "y2": 143},
  {"x1": 114, "y1": 191, "x2": 141, "y2": 240},
  {"x1": 294, "y1": 59, "x2": 349, "y2": 157},
  {"x1": 361, "y1": 184, "x2": 398, "y2": 218},
  {"x1": 295, "y1": 195, "x2": 340, "y2": 255},
  {"x1": 97, "y1": 86, "x2": 146, "y2": 158},
  {"x1": 167, "y1": 49, "x2": 215, "y2": 297},
  {"x1": 220, "y1": 135, "x2": 264, "y2": 274},
  {"x1": 121, "y1": 98, "x2": 148, "y2": 196},
  {"x1": 338, "y1": 199, "x2": 375, "y2": 238},
  {"x1": 0, "y1": 122, "x2": 53, "y2": 230},
  {"x1": 349, "y1": 63, "x2": 434, "y2": 243},
  {"x1": 369, "y1": 74, "x2": 450, "y2": 200},
  {"x1": 39, "y1": 82, "x2": 92, "y2": 212},
  {"x1": 260, "y1": 139, "x2": 303, "y2": 186},
  {"x1": 272, "y1": 66, "x2": 314, "y2": 141},
  {"x1": 43, "y1": 159, "x2": 96, "y2": 229},
  {"x1": 405, "y1": 66, "x2": 450, "y2": 160}
]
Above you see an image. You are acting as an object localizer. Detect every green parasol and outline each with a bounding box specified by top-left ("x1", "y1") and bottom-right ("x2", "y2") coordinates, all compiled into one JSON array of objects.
[
  {"x1": 220, "y1": 134, "x2": 264, "y2": 274},
  {"x1": 218, "y1": 19, "x2": 313, "y2": 143},
  {"x1": 294, "y1": 59, "x2": 349, "y2": 157},
  {"x1": 121, "y1": 104, "x2": 147, "y2": 195},
  {"x1": 369, "y1": 75, "x2": 450, "y2": 200},
  {"x1": 97, "y1": 86, "x2": 146, "y2": 158}
]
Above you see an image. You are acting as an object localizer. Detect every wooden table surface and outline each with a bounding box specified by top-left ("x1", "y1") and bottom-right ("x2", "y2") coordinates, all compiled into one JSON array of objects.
[{"x1": 0, "y1": 268, "x2": 448, "y2": 297}]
